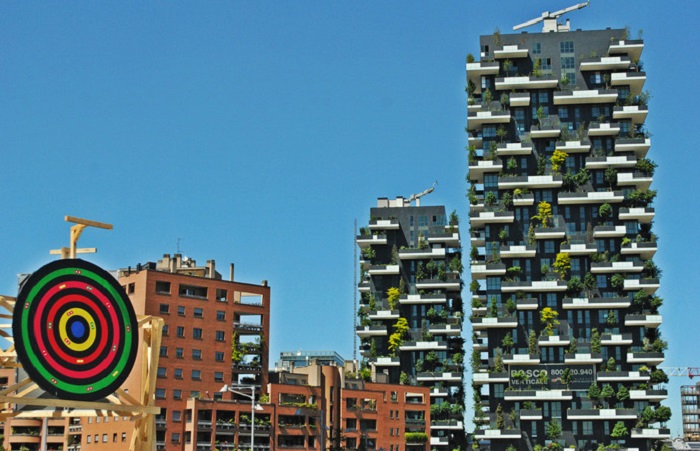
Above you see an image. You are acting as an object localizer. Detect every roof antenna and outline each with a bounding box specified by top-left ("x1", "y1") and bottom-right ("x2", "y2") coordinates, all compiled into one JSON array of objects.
[{"x1": 513, "y1": 1, "x2": 590, "y2": 33}]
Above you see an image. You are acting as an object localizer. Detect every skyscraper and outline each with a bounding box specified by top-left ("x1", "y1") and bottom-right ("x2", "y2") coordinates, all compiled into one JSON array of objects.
[
  {"x1": 467, "y1": 20, "x2": 666, "y2": 451},
  {"x1": 356, "y1": 196, "x2": 466, "y2": 449}
]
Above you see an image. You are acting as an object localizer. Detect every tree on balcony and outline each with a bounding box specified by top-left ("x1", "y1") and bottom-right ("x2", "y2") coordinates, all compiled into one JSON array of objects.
[
  {"x1": 533, "y1": 201, "x2": 553, "y2": 228},
  {"x1": 552, "y1": 252, "x2": 570, "y2": 279},
  {"x1": 550, "y1": 150, "x2": 568, "y2": 174},
  {"x1": 611, "y1": 421, "x2": 629, "y2": 438},
  {"x1": 540, "y1": 307, "x2": 560, "y2": 336}
]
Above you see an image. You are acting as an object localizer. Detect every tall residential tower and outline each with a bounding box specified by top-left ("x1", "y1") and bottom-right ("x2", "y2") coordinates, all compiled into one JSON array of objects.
[{"x1": 467, "y1": 23, "x2": 667, "y2": 451}]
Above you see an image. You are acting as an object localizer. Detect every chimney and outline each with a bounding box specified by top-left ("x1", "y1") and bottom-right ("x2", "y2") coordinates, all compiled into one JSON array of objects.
[
  {"x1": 206, "y1": 260, "x2": 216, "y2": 279},
  {"x1": 229, "y1": 263, "x2": 235, "y2": 281}
]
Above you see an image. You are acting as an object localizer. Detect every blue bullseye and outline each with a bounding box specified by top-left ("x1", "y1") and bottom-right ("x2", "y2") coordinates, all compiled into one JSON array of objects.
[{"x1": 71, "y1": 320, "x2": 86, "y2": 339}]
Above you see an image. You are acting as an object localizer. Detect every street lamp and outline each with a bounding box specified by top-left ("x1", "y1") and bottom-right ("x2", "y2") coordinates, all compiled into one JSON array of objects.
[{"x1": 225, "y1": 384, "x2": 263, "y2": 451}]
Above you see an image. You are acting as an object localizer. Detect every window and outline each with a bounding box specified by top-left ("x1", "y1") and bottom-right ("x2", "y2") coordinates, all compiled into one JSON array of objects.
[
  {"x1": 178, "y1": 306, "x2": 185, "y2": 316},
  {"x1": 127, "y1": 283, "x2": 135, "y2": 294},
  {"x1": 113, "y1": 433, "x2": 117, "y2": 442},
  {"x1": 215, "y1": 372, "x2": 224, "y2": 382},
  {"x1": 160, "y1": 346, "x2": 168, "y2": 357},
  {"x1": 558, "y1": 107, "x2": 568, "y2": 120},
  {"x1": 157, "y1": 367, "x2": 166, "y2": 378},
  {"x1": 122, "y1": 433, "x2": 127, "y2": 442},
  {"x1": 532, "y1": 42, "x2": 541, "y2": 55},
  {"x1": 162, "y1": 325, "x2": 169, "y2": 336},
  {"x1": 589, "y1": 71, "x2": 603, "y2": 85},
  {"x1": 583, "y1": 421, "x2": 593, "y2": 435},
  {"x1": 193, "y1": 328, "x2": 203, "y2": 339},
  {"x1": 156, "y1": 388, "x2": 165, "y2": 399},
  {"x1": 156, "y1": 281, "x2": 171, "y2": 294},
  {"x1": 540, "y1": 57, "x2": 552, "y2": 71},
  {"x1": 159, "y1": 304, "x2": 169, "y2": 314},
  {"x1": 176, "y1": 348, "x2": 184, "y2": 359},
  {"x1": 87, "y1": 436, "x2": 92, "y2": 444},
  {"x1": 216, "y1": 310, "x2": 226, "y2": 321},
  {"x1": 174, "y1": 368, "x2": 183, "y2": 379},
  {"x1": 192, "y1": 370, "x2": 201, "y2": 381},
  {"x1": 560, "y1": 41, "x2": 574, "y2": 54},
  {"x1": 173, "y1": 410, "x2": 182, "y2": 422},
  {"x1": 191, "y1": 391, "x2": 200, "y2": 398},
  {"x1": 177, "y1": 326, "x2": 185, "y2": 338},
  {"x1": 597, "y1": 275, "x2": 608, "y2": 289},
  {"x1": 173, "y1": 390, "x2": 182, "y2": 400},
  {"x1": 193, "y1": 307, "x2": 203, "y2": 318},
  {"x1": 216, "y1": 288, "x2": 228, "y2": 302},
  {"x1": 172, "y1": 433, "x2": 180, "y2": 443},
  {"x1": 215, "y1": 352, "x2": 224, "y2": 362},
  {"x1": 544, "y1": 241, "x2": 555, "y2": 254},
  {"x1": 216, "y1": 331, "x2": 225, "y2": 342},
  {"x1": 483, "y1": 125, "x2": 497, "y2": 138},
  {"x1": 561, "y1": 56, "x2": 575, "y2": 69},
  {"x1": 192, "y1": 349, "x2": 202, "y2": 360}
]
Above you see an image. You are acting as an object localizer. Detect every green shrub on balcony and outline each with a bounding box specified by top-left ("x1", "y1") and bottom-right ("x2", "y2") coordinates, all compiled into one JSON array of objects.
[{"x1": 405, "y1": 432, "x2": 429, "y2": 443}]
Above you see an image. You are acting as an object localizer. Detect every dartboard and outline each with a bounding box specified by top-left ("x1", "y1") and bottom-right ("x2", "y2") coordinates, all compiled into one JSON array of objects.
[{"x1": 13, "y1": 259, "x2": 138, "y2": 401}]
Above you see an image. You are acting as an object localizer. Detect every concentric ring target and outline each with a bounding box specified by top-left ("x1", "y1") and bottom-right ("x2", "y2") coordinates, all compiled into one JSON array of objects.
[{"x1": 12, "y1": 259, "x2": 138, "y2": 401}]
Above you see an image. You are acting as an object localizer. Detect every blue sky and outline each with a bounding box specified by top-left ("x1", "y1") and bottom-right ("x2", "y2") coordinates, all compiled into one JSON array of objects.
[{"x1": 1, "y1": 1, "x2": 699, "y2": 435}]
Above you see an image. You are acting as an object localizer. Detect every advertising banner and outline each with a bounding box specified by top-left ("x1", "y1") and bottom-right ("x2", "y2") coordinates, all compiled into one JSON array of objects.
[{"x1": 509, "y1": 364, "x2": 595, "y2": 390}]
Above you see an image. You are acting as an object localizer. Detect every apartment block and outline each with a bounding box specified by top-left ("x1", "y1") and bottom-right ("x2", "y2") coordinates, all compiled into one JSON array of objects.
[
  {"x1": 356, "y1": 197, "x2": 465, "y2": 449},
  {"x1": 467, "y1": 23, "x2": 666, "y2": 451},
  {"x1": 682, "y1": 383, "x2": 700, "y2": 442}
]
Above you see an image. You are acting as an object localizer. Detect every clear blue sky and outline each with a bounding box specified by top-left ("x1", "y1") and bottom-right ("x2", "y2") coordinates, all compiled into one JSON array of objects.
[{"x1": 1, "y1": 1, "x2": 698, "y2": 436}]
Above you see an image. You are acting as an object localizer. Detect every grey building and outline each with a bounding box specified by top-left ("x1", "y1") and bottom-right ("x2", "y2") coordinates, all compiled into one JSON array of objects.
[
  {"x1": 467, "y1": 22, "x2": 666, "y2": 451},
  {"x1": 356, "y1": 196, "x2": 466, "y2": 449}
]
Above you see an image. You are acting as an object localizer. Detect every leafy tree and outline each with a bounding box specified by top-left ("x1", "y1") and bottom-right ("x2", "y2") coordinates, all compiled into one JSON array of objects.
[
  {"x1": 501, "y1": 332, "x2": 514, "y2": 352},
  {"x1": 591, "y1": 329, "x2": 601, "y2": 353},
  {"x1": 650, "y1": 369, "x2": 669, "y2": 384},
  {"x1": 562, "y1": 368, "x2": 573, "y2": 389},
  {"x1": 540, "y1": 307, "x2": 560, "y2": 336},
  {"x1": 617, "y1": 386, "x2": 630, "y2": 403},
  {"x1": 528, "y1": 330, "x2": 539, "y2": 355},
  {"x1": 494, "y1": 347, "x2": 504, "y2": 372},
  {"x1": 483, "y1": 88, "x2": 493, "y2": 105},
  {"x1": 552, "y1": 252, "x2": 571, "y2": 279},
  {"x1": 606, "y1": 356, "x2": 617, "y2": 372},
  {"x1": 507, "y1": 156, "x2": 518, "y2": 174},
  {"x1": 449, "y1": 210, "x2": 459, "y2": 226},
  {"x1": 546, "y1": 419, "x2": 562, "y2": 441},
  {"x1": 601, "y1": 384, "x2": 615, "y2": 407},
  {"x1": 588, "y1": 382, "x2": 601, "y2": 400},
  {"x1": 388, "y1": 318, "x2": 409, "y2": 356},
  {"x1": 502, "y1": 191, "x2": 513, "y2": 209},
  {"x1": 599, "y1": 203, "x2": 613, "y2": 222},
  {"x1": 497, "y1": 125, "x2": 508, "y2": 142},
  {"x1": 636, "y1": 158, "x2": 657, "y2": 176},
  {"x1": 610, "y1": 274, "x2": 625, "y2": 292},
  {"x1": 567, "y1": 276, "x2": 583, "y2": 295},
  {"x1": 496, "y1": 403, "x2": 505, "y2": 429},
  {"x1": 604, "y1": 167, "x2": 618, "y2": 190},
  {"x1": 583, "y1": 273, "x2": 597, "y2": 293},
  {"x1": 550, "y1": 150, "x2": 568, "y2": 174},
  {"x1": 533, "y1": 201, "x2": 553, "y2": 228},
  {"x1": 568, "y1": 338, "x2": 577, "y2": 355},
  {"x1": 505, "y1": 298, "x2": 516, "y2": 315},
  {"x1": 655, "y1": 405, "x2": 672, "y2": 423},
  {"x1": 611, "y1": 421, "x2": 628, "y2": 438},
  {"x1": 387, "y1": 287, "x2": 400, "y2": 310},
  {"x1": 485, "y1": 191, "x2": 498, "y2": 206},
  {"x1": 489, "y1": 297, "x2": 499, "y2": 318}
]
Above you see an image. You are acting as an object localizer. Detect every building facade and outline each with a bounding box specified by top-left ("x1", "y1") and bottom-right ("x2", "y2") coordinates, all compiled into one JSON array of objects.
[
  {"x1": 682, "y1": 383, "x2": 700, "y2": 442},
  {"x1": 356, "y1": 197, "x2": 465, "y2": 449},
  {"x1": 467, "y1": 24, "x2": 667, "y2": 451}
]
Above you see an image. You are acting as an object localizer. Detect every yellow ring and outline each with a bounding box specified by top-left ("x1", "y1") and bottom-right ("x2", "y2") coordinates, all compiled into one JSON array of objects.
[{"x1": 58, "y1": 308, "x2": 97, "y2": 352}]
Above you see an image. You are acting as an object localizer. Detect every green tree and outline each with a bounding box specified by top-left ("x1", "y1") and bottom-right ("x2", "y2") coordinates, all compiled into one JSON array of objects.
[
  {"x1": 546, "y1": 419, "x2": 562, "y2": 441},
  {"x1": 599, "y1": 203, "x2": 613, "y2": 222},
  {"x1": 528, "y1": 330, "x2": 539, "y2": 355},
  {"x1": 533, "y1": 201, "x2": 553, "y2": 228},
  {"x1": 588, "y1": 382, "x2": 601, "y2": 401},
  {"x1": 591, "y1": 329, "x2": 601, "y2": 353},
  {"x1": 604, "y1": 167, "x2": 618, "y2": 190},
  {"x1": 552, "y1": 252, "x2": 571, "y2": 279},
  {"x1": 387, "y1": 287, "x2": 400, "y2": 310},
  {"x1": 550, "y1": 150, "x2": 568, "y2": 174},
  {"x1": 540, "y1": 307, "x2": 560, "y2": 336},
  {"x1": 601, "y1": 384, "x2": 615, "y2": 408},
  {"x1": 496, "y1": 403, "x2": 505, "y2": 429},
  {"x1": 501, "y1": 332, "x2": 514, "y2": 352},
  {"x1": 611, "y1": 421, "x2": 628, "y2": 438},
  {"x1": 617, "y1": 386, "x2": 630, "y2": 404},
  {"x1": 388, "y1": 318, "x2": 409, "y2": 356},
  {"x1": 494, "y1": 348, "x2": 504, "y2": 372}
]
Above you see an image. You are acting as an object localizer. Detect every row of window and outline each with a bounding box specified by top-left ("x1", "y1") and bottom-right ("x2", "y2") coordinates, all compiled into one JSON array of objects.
[
  {"x1": 159, "y1": 347, "x2": 226, "y2": 361},
  {"x1": 86, "y1": 432, "x2": 127, "y2": 444},
  {"x1": 155, "y1": 387, "x2": 220, "y2": 400},
  {"x1": 158, "y1": 304, "x2": 227, "y2": 321},
  {"x1": 161, "y1": 325, "x2": 225, "y2": 341},
  {"x1": 156, "y1": 367, "x2": 224, "y2": 382}
]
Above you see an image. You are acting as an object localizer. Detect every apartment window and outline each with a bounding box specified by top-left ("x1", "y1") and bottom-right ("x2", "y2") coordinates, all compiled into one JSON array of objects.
[
  {"x1": 483, "y1": 125, "x2": 496, "y2": 138},
  {"x1": 174, "y1": 368, "x2": 183, "y2": 379},
  {"x1": 177, "y1": 326, "x2": 185, "y2": 338},
  {"x1": 193, "y1": 307, "x2": 203, "y2": 319},
  {"x1": 156, "y1": 281, "x2": 171, "y2": 294},
  {"x1": 87, "y1": 436, "x2": 92, "y2": 444},
  {"x1": 113, "y1": 433, "x2": 117, "y2": 442},
  {"x1": 122, "y1": 433, "x2": 127, "y2": 442},
  {"x1": 178, "y1": 305, "x2": 185, "y2": 316},
  {"x1": 546, "y1": 293, "x2": 557, "y2": 308},
  {"x1": 544, "y1": 241, "x2": 555, "y2": 254},
  {"x1": 173, "y1": 410, "x2": 181, "y2": 422},
  {"x1": 191, "y1": 391, "x2": 200, "y2": 398},
  {"x1": 193, "y1": 328, "x2": 203, "y2": 339},
  {"x1": 159, "y1": 304, "x2": 169, "y2": 314},
  {"x1": 481, "y1": 75, "x2": 492, "y2": 90},
  {"x1": 215, "y1": 330, "x2": 225, "y2": 342},
  {"x1": 179, "y1": 284, "x2": 207, "y2": 299},
  {"x1": 215, "y1": 352, "x2": 224, "y2": 362},
  {"x1": 127, "y1": 283, "x2": 135, "y2": 294},
  {"x1": 583, "y1": 421, "x2": 593, "y2": 435},
  {"x1": 216, "y1": 288, "x2": 228, "y2": 302},
  {"x1": 589, "y1": 71, "x2": 603, "y2": 86},
  {"x1": 215, "y1": 372, "x2": 224, "y2": 382},
  {"x1": 597, "y1": 275, "x2": 608, "y2": 289},
  {"x1": 176, "y1": 348, "x2": 184, "y2": 359},
  {"x1": 192, "y1": 349, "x2": 202, "y2": 360},
  {"x1": 173, "y1": 390, "x2": 182, "y2": 400},
  {"x1": 540, "y1": 57, "x2": 552, "y2": 71},
  {"x1": 513, "y1": 108, "x2": 526, "y2": 134},
  {"x1": 486, "y1": 277, "x2": 501, "y2": 291},
  {"x1": 558, "y1": 107, "x2": 568, "y2": 120},
  {"x1": 532, "y1": 42, "x2": 541, "y2": 55},
  {"x1": 159, "y1": 346, "x2": 168, "y2": 357},
  {"x1": 192, "y1": 370, "x2": 201, "y2": 381},
  {"x1": 561, "y1": 56, "x2": 575, "y2": 69},
  {"x1": 162, "y1": 325, "x2": 169, "y2": 336},
  {"x1": 216, "y1": 310, "x2": 226, "y2": 321},
  {"x1": 213, "y1": 392, "x2": 223, "y2": 401},
  {"x1": 560, "y1": 41, "x2": 574, "y2": 54},
  {"x1": 172, "y1": 433, "x2": 180, "y2": 443},
  {"x1": 157, "y1": 367, "x2": 166, "y2": 378},
  {"x1": 484, "y1": 174, "x2": 498, "y2": 190},
  {"x1": 156, "y1": 388, "x2": 166, "y2": 399}
]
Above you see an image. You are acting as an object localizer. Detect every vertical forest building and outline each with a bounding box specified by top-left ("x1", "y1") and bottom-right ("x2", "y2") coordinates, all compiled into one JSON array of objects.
[
  {"x1": 356, "y1": 197, "x2": 466, "y2": 449},
  {"x1": 466, "y1": 20, "x2": 668, "y2": 451}
]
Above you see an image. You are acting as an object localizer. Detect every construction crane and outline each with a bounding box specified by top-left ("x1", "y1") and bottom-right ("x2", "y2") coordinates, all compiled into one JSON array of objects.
[
  {"x1": 407, "y1": 181, "x2": 437, "y2": 207},
  {"x1": 513, "y1": 1, "x2": 590, "y2": 33},
  {"x1": 659, "y1": 367, "x2": 700, "y2": 379}
]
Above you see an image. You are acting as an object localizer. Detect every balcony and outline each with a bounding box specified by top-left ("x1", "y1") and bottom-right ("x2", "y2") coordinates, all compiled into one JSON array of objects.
[
  {"x1": 430, "y1": 436, "x2": 450, "y2": 446},
  {"x1": 473, "y1": 371, "x2": 509, "y2": 385},
  {"x1": 399, "y1": 247, "x2": 446, "y2": 260},
  {"x1": 585, "y1": 154, "x2": 636, "y2": 169},
  {"x1": 471, "y1": 317, "x2": 518, "y2": 330},
  {"x1": 593, "y1": 225, "x2": 626, "y2": 238},
  {"x1": 358, "y1": 281, "x2": 370, "y2": 292},
  {"x1": 538, "y1": 335, "x2": 571, "y2": 347},
  {"x1": 369, "y1": 357, "x2": 400, "y2": 367},
  {"x1": 601, "y1": 333, "x2": 634, "y2": 345},
  {"x1": 475, "y1": 429, "x2": 523, "y2": 440},
  {"x1": 567, "y1": 408, "x2": 638, "y2": 420},
  {"x1": 597, "y1": 371, "x2": 650, "y2": 383},
  {"x1": 467, "y1": 111, "x2": 511, "y2": 130},
  {"x1": 631, "y1": 428, "x2": 671, "y2": 439},
  {"x1": 627, "y1": 351, "x2": 664, "y2": 365},
  {"x1": 470, "y1": 211, "x2": 514, "y2": 227},
  {"x1": 621, "y1": 241, "x2": 657, "y2": 259},
  {"x1": 560, "y1": 243, "x2": 597, "y2": 255},
  {"x1": 428, "y1": 323, "x2": 462, "y2": 336},
  {"x1": 500, "y1": 244, "x2": 536, "y2": 258},
  {"x1": 430, "y1": 388, "x2": 449, "y2": 398},
  {"x1": 428, "y1": 232, "x2": 460, "y2": 247},
  {"x1": 369, "y1": 219, "x2": 399, "y2": 230},
  {"x1": 505, "y1": 390, "x2": 573, "y2": 401},
  {"x1": 608, "y1": 39, "x2": 644, "y2": 60},
  {"x1": 562, "y1": 296, "x2": 631, "y2": 310},
  {"x1": 497, "y1": 142, "x2": 532, "y2": 156},
  {"x1": 617, "y1": 171, "x2": 653, "y2": 190},
  {"x1": 417, "y1": 372, "x2": 462, "y2": 382},
  {"x1": 556, "y1": 140, "x2": 591, "y2": 154},
  {"x1": 495, "y1": 44, "x2": 528, "y2": 59},
  {"x1": 431, "y1": 420, "x2": 464, "y2": 430},
  {"x1": 368, "y1": 309, "x2": 400, "y2": 320},
  {"x1": 613, "y1": 105, "x2": 648, "y2": 124},
  {"x1": 466, "y1": 61, "x2": 500, "y2": 79},
  {"x1": 619, "y1": 207, "x2": 654, "y2": 223},
  {"x1": 615, "y1": 137, "x2": 651, "y2": 157},
  {"x1": 623, "y1": 278, "x2": 660, "y2": 293},
  {"x1": 625, "y1": 314, "x2": 662, "y2": 328},
  {"x1": 399, "y1": 340, "x2": 447, "y2": 351},
  {"x1": 554, "y1": 89, "x2": 618, "y2": 105},
  {"x1": 503, "y1": 353, "x2": 540, "y2": 365},
  {"x1": 530, "y1": 124, "x2": 561, "y2": 139},
  {"x1": 498, "y1": 174, "x2": 562, "y2": 189},
  {"x1": 591, "y1": 261, "x2": 643, "y2": 274},
  {"x1": 611, "y1": 71, "x2": 646, "y2": 96},
  {"x1": 502, "y1": 280, "x2": 567, "y2": 293},
  {"x1": 356, "y1": 234, "x2": 387, "y2": 248},
  {"x1": 355, "y1": 325, "x2": 387, "y2": 337},
  {"x1": 588, "y1": 122, "x2": 621, "y2": 136},
  {"x1": 520, "y1": 409, "x2": 543, "y2": 420},
  {"x1": 516, "y1": 297, "x2": 538, "y2": 310},
  {"x1": 471, "y1": 262, "x2": 506, "y2": 279},
  {"x1": 399, "y1": 294, "x2": 447, "y2": 305},
  {"x1": 368, "y1": 264, "x2": 400, "y2": 276},
  {"x1": 580, "y1": 55, "x2": 631, "y2": 71},
  {"x1": 534, "y1": 227, "x2": 566, "y2": 240},
  {"x1": 564, "y1": 353, "x2": 603, "y2": 364},
  {"x1": 630, "y1": 389, "x2": 667, "y2": 401},
  {"x1": 558, "y1": 191, "x2": 624, "y2": 205},
  {"x1": 509, "y1": 92, "x2": 530, "y2": 107},
  {"x1": 471, "y1": 230, "x2": 486, "y2": 246},
  {"x1": 495, "y1": 75, "x2": 558, "y2": 90},
  {"x1": 513, "y1": 193, "x2": 535, "y2": 206}
]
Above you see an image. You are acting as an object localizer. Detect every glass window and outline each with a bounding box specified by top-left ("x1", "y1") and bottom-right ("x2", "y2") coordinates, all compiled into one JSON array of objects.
[
  {"x1": 172, "y1": 433, "x2": 180, "y2": 443},
  {"x1": 215, "y1": 372, "x2": 224, "y2": 382},
  {"x1": 560, "y1": 41, "x2": 574, "y2": 54},
  {"x1": 561, "y1": 56, "x2": 575, "y2": 69},
  {"x1": 483, "y1": 125, "x2": 497, "y2": 138},
  {"x1": 532, "y1": 42, "x2": 541, "y2": 55},
  {"x1": 193, "y1": 307, "x2": 203, "y2": 318},
  {"x1": 216, "y1": 331, "x2": 225, "y2": 342},
  {"x1": 159, "y1": 304, "x2": 169, "y2": 314},
  {"x1": 597, "y1": 275, "x2": 608, "y2": 289},
  {"x1": 173, "y1": 389, "x2": 182, "y2": 400},
  {"x1": 157, "y1": 367, "x2": 166, "y2": 378},
  {"x1": 192, "y1": 349, "x2": 202, "y2": 360},
  {"x1": 178, "y1": 305, "x2": 185, "y2": 316},
  {"x1": 156, "y1": 388, "x2": 166, "y2": 399},
  {"x1": 160, "y1": 346, "x2": 167, "y2": 357},
  {"x1": 173, "y1": 410, "x2": 181, "y2": 422},
  {"x1": 192, "y1": 370, "x2": 201, "y2": 380},
  {"x1": 193, "y1": 328, "x2": 203, "y2": 339},
  {"x1": 162, "y1": 325, "x2": 169, "y2": 336},
  {"x1": 215, "y1": 352, "x2": 224, "y2": 362},
  {"x1": 176, "y1": 348, "x2": 184, "y2": 358},
  {"x1": 216, "y1": 311, "x2": 226, "y2": 321},
  {"x1": 174, "y1": 368, "x2": 183, "y2": 379},
  {"x1": 177, "y1": 326, "x2": 185, "y2": 338}
]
